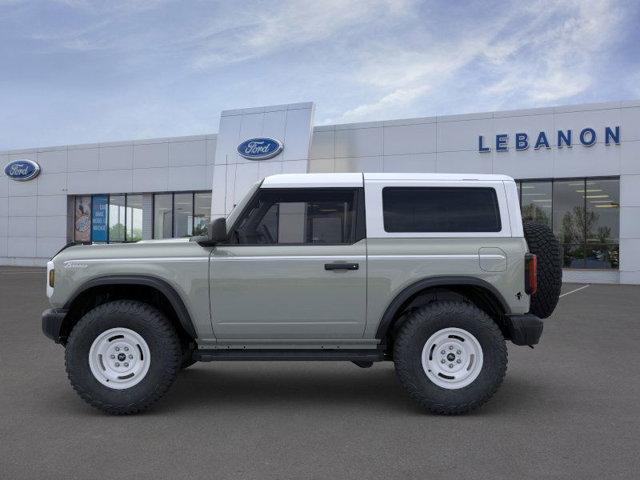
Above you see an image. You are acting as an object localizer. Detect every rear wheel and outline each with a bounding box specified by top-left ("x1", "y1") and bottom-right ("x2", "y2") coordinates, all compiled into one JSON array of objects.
[
  {"x1": 394, "y1": 301, "x2": 507, "y2": 415},
  {"x1": 65, "y1": 300, "x2": 181, "y2": 415}
]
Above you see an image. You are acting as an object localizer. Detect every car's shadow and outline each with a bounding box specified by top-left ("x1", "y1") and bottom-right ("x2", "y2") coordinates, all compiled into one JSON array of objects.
[{"x1": 152, "y1": 363, "x2": 550, "y2": 417}]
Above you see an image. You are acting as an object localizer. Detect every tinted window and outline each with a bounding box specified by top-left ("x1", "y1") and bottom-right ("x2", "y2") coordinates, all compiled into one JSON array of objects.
[
  {"x1": 232, "y1": 189, "x2": 357, "y2": 245},
  {"x1": 382, "y1": 187, "x2": 501, "y2": 233}
]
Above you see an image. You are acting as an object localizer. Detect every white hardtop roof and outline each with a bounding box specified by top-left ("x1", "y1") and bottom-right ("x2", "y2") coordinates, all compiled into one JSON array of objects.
[{"x1": 261, "y1": 172, "x2": 514, "y2": 188}]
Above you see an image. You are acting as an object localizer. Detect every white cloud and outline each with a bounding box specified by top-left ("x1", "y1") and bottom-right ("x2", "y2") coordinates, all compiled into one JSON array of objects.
[
  {"x1": 191, "y1": 0, "x2": 414, "y2": 69},
  {"x1": 334, "y1": 0, "x2": 625, "y2": 122}
]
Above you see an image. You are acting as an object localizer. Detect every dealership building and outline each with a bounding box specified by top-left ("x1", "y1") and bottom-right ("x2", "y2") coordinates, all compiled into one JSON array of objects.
[{"x1": 2, "y1": 100, "x2": 640, "y2": 284}]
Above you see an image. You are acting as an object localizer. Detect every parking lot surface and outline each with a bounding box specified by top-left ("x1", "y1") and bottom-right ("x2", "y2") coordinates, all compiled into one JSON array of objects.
[{"x1": 1, "y1": 267, "x2": 639, "y2": 479}]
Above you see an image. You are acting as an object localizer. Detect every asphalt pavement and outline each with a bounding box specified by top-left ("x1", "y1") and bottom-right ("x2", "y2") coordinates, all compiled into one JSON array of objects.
[{"x1": 1, "y1": 267, "x2": 639, "y2": 479}]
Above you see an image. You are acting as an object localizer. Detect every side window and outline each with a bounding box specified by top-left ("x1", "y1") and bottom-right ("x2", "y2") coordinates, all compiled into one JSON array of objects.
[
  {"x1": 382, "y1": 187, "x2": 501, "y2": 233},
  {"x1": 231, "y1": 189, "x2": 358, "y2": 245}
]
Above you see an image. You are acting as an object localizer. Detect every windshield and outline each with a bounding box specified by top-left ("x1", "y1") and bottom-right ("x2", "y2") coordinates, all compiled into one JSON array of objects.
[{"x1": 225, "y1": 180, "x2": 262, "y2": 234}]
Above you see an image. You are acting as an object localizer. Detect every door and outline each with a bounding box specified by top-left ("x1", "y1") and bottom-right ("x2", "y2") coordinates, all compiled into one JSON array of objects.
[{"x1": 210, "y1": 187, "x2": 367, "y2": 339}]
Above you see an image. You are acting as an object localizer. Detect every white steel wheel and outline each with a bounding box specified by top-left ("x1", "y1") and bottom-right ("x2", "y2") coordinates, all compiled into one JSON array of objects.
[
  {"x1": 421, "y1": 327, "x2": 484, "y2": 390},
  {"x1": 88, "y1": 328, "x2": 151, "y2": 390}
]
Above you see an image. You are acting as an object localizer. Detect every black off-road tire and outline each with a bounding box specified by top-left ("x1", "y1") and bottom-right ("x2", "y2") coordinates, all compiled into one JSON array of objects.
[
  {"x1": 523, "y1": 221, "x2": 562, "y2": 319},
  {"x1": 394, "y1": 301, "x2": 507, "y2": 415},
  {"x1": 65, "y1": 300, "x2": 181, "y2": 415}
]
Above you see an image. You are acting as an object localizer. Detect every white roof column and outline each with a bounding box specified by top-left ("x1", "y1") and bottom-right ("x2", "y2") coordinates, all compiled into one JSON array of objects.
[{"x1": 210, "y1": 102, "x2": 315, "y2": 218}]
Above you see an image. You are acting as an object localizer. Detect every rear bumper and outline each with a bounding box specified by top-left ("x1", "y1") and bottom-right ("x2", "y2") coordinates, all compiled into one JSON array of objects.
[
  {"x1": 42, "y1": 308, "x2": 68, "y2": 344},
  {"x1": 505, "y1": 314, "x2": 543, "y2": 346}
]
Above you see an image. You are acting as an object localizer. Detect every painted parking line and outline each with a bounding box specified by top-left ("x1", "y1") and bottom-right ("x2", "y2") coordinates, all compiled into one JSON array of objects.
[{"x1": 559, "y1": 284, "x2": 590, "y2": 298}]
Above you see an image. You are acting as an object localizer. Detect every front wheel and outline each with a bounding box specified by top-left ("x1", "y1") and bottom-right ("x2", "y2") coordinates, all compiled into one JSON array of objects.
[
  {"x1": 65, "y1": 300, "x2": 182, "y2": 415},
  {"x1": 394, "y1": 301, "x2": 507, "y2": 415}
]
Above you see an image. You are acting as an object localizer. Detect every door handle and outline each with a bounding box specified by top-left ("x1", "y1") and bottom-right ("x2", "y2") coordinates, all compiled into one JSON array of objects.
[{"x1": 324, "y1": 262, "x2": 359, "y2": 271}]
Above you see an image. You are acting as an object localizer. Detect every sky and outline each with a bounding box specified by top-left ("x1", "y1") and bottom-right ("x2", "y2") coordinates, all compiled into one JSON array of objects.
[{"x1": 1, "y1": 0, "x2": 639, "y2": 150}]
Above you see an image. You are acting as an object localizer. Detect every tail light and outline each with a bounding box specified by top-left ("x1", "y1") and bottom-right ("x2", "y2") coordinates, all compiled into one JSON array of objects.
[{"x1": 525, "y1": 253, "x2": 537, "y2": 295}]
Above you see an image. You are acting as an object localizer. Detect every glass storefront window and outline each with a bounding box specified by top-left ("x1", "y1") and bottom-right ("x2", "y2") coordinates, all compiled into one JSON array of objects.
[
  {"x1": 126, "y1": 194, "x2": 143, "y2": 242},
  {"x1": 154, "y1": 194, "x2": 173, "y2": 239},
  {"x1": 108, "y1": 195, "x2": 126, "y2": 242},
  {"x1": 553, "y1": 180, "x2": 586, "y2": 245},
  {"x1": 520, "y1": 181, "x2": 552, "y2": 227},
  {"x1": 194, "y1": 192, "x2": 212, "y2": 236},
  {"x1": 517, "y1": 177, "x2": 620, "y2": 270},
  {"x1": 73, "y1": 191, "x2": 211, "y2": 241},
  {"x1": 585, "y1": 179, "x2": 619, "y2": 269},
  {"x1": 152, "y1": 191, "x2": 212, "y2": 239},
  {"x1": 174, "y1": 193, "x2": 193, "y2": 237}
]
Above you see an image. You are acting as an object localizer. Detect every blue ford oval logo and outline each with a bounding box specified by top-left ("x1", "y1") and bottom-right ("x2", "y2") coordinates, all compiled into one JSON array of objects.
[
  {"x1": 4, "y1": 159, "x2": 41, "y2": 181},
  {"x1": 237, "y1": 137, "x2": 283, "y2": 160}
]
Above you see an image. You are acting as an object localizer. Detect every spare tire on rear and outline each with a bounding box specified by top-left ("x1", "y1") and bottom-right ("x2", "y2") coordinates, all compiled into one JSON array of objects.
[{"x1": 523, "y1": 222, "x2": 562, "y2": 319}]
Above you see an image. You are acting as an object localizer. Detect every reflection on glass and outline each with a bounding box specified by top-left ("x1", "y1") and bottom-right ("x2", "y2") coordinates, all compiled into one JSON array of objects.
[
  {"x1": 561, "y1": 244, "x2": 586, "y2": 269},
  {"x1": 109, "y1": 195, "x2": 126, "y2": 242},
  {"x1": 194, "y1": 192, "x2": 212, "y2": 236},
  {"x1": 520, "y1": 181, "x2": 552, "y2": 227},
  {"x1": 585, "y1": 179, "x2": 619, "y2": 244},
  {"x1": 126, "y1": 194, "x2": 143, "y2": 242},
  {"x1": 174, "y1": 193, "x2": 193, "y2": 237},
  {"x1": 584, "y1": 244, "x2": 619, "y2": 269},
  {"x1": 553, "y1": 180, "x2": 586, "y2": 244},
  {"x1": 154, "y1": 194, "x2": 172, "y2": 239}
]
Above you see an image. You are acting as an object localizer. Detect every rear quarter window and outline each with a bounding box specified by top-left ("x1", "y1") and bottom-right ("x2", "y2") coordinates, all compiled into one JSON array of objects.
[{"x1": 382, "y1": 187, "x2": 502, "y2": 233}]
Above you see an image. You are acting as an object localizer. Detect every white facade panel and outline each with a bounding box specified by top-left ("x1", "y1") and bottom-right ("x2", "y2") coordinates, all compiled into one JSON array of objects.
[
  {"x1": 620, "y1": 140, "x2": 640, "y2": 175},
  {"x1": 438, "y1": 118, "x2": 493, "y2": 152},
  {"x1": 8, "y1": 176, "x2": 38, "y2": 196},
  {"x1": 309, "y1": 130, "x2": 334, "y2": 160},
  {"x1": 168, "y1": 165, "x2": 208, "y2": 191},
  {"x1": 437, "y1": 150, "x2": 492, "y2": 173},
  {"x1": 36, "y1": 236, "x2": 66, "y2": 258},
  {"x1": 37, "y1": 215, "x2": 67, "y2": 237},
  {"x1": 8, "y1": 195, "x2": 36, "y2": 216},
  {"x1": 37, "y1": 172, "x2": 67, "y2": 196},
  {"x1": 308, "y1": 158, "x2": 334, "y2": 173},
  {"x1": 68, "y1": 169, "x2": 133, "y2": 194},
  {"x1": 383, "y1": 123, "x2": 436, "y2": 155},
  {"x1": 620, "y1": 175, "x2": 640, "y2": 206},
  {"x1": 36, "y1": 149, "x2": 67, "y2": 173},
  {"x1": 68, "y1": 147, "x2": 99, "y2": 171},
  {"x1": 335, "y1": 127, "x2": 382, "y2": 158},
  {"x1": 334, "y1": 156, "x2": 383, "y2": 173},
  {"x1": 619, "y1": 106, "x2": 640, "y2": 142},
  {"x1": 8, "y1": 216, "x2": 36, "y2": 237},
  {"x1": 132, "y1": 167, "x2": 169, "y2": 192},
  {"x1": 134, "y1": 142, "x2": 169, "y2": 169},
  {"x1": 36, "y1": 195, "x2": 67, "y2": 217},
  {"x1": 7, "y1": 237, "x2": 36, "y2": 258},
  {"x1": 169, "y1": 139, "x2": 206, "y2": 167},
  {"x1": 99, "y1": 144, "x2": 133, "y2": 170}
]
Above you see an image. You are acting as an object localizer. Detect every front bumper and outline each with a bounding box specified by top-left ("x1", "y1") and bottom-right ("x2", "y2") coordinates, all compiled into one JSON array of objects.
[
  {"x1": 505, "y1": 314, "x2": 543, "y2": 346},
  {"x1": 42, "y1": 308, "x2": 68, "y2": 344}
]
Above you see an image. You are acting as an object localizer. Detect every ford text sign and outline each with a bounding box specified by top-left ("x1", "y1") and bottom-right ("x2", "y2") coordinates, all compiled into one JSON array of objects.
[
  {"x1": 4, "y1": 159, "x2": 41, "y2": 181},
  {"x1": 237, "y1": 138, "x2": 283, "y2": 160}
]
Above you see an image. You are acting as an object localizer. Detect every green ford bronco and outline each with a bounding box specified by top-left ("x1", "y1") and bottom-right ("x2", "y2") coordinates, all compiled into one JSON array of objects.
[{"x1": 42, "y1": 173, "x2": 562, "y2": 415}]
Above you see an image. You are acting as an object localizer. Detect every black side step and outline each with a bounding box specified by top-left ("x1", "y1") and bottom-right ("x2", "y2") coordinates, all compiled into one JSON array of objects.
[{"x1": 193, "y1": 349, "x2": 385, "y2": 362}]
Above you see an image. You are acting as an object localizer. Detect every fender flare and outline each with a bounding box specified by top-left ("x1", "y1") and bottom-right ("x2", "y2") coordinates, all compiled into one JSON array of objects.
[
  {"x1": 375, "y1": 276, "x2": 511, "y2": 340},
  {"x1": 64, "y1": 275, "x2": 197, "y2": 338}
]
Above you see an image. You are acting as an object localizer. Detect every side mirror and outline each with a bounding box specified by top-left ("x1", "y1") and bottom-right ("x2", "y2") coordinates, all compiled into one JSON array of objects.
[{"x1": 208, "y1": 217, "x2": 227, "y2": 244}]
